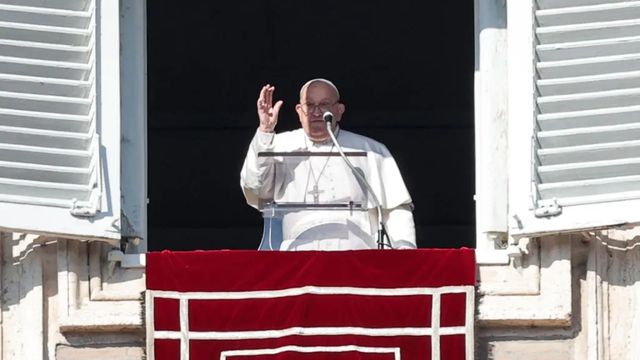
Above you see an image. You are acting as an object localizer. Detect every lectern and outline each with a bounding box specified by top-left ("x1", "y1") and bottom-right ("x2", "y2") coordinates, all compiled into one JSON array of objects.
[
  {"x1": 259, "y1": 201, "x2": 367, "y2": 250},
  {"x1": 256, "y1": 150, "x2": 374, "y2": 250}
]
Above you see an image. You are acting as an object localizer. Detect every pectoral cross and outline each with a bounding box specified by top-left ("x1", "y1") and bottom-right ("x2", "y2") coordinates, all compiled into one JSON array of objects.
[{"x1": 308, "y1": 184, "x2": 323, "y2": 204}]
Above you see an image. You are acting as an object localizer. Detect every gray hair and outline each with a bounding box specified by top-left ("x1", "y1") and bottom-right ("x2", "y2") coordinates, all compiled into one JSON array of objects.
[{"x1": 299, "y1": 78, "x2": 340, "y2": 101}]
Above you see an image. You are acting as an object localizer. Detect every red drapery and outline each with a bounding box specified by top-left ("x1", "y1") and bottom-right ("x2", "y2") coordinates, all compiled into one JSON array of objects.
[{"x1": 146, "y1": 249, "x2": 476, "y2": 360}]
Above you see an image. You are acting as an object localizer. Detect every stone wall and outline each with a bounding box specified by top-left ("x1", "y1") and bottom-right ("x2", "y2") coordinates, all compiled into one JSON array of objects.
[
  {"x1": 4, "y1": 229, "x2": 640, "y2": 359},
  {"x1": 477, "y1": 228, "x2": 640, "y2": 360},
  {"x1": 0, "y1": 233, "x2": 145, "y2": 360}
]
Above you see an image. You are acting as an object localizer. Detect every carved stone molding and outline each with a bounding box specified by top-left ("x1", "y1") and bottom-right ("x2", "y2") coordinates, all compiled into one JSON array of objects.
[
  {"x1": 57, "y1": 239, "x2": 144, "y2": 332},
  {"x1": 477, "y1": 235, "x2": 573, "y2": 326}
]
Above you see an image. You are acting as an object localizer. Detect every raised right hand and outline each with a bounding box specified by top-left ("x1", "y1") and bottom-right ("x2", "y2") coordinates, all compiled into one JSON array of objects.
[{"x1": 257, "y1": 84, "x2": 283, "y2": 133}]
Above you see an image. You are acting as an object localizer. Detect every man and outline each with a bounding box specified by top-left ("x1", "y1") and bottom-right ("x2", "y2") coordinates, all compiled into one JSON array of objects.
[{"x1": 241, "y1": 78, "x2": 416, "y2": 250}]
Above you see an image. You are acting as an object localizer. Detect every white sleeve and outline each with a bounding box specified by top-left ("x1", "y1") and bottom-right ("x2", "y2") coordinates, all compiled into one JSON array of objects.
[
  {"x1": 383, "y1": 204, "x2": 417, "y2": 249},
  {"x1": 240, "y1": 129, "x2": 277, "y2": 208}
]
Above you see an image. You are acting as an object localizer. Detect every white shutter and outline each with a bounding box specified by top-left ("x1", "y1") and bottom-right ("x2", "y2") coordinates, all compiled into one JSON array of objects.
[
  {"x1": 0, "y1": 0, "x2": 121, "y2": 241},
  {"x1": 508, "y1": 0, "x2": 640, "y2": 237}
]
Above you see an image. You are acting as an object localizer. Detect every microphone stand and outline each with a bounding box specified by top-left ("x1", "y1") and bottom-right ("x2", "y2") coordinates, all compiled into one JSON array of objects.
[{"x1": 324, "y1": 113, "x2": 392, "y2": 249}]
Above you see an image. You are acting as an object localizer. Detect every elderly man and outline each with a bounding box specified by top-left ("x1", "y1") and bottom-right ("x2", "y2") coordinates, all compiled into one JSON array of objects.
[{"x1": 241, "y1": 78, "x2": 416, "y2": 250}]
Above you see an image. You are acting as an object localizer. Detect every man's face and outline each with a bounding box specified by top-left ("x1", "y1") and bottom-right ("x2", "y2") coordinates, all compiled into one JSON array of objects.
[{"x1": 296, "y1": 82, "x2": 345, "y2": 142}]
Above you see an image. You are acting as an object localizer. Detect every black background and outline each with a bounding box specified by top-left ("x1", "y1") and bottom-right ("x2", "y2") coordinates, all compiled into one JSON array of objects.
[{"x1": 147, "y1": 1, "x2": 475, "y2": 250}]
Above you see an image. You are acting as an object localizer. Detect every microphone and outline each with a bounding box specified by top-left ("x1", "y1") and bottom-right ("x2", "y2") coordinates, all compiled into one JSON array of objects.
[
  {"x1": 324, "y1": 115, "x2": 392, "y2": 249},
  {"x1": 323, "y1": 111, "x2": 334, "y2": 124}
]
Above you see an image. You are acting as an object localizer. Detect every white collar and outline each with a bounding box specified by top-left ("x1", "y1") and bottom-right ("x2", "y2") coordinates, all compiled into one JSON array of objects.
[{"x1": 304, "y1": 126, "x2": 340, "y2": 148}]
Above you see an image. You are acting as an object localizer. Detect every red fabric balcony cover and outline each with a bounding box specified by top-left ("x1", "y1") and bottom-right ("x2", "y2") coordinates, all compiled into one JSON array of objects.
[{"x1": 146, "y1": 249, "x2": 476, "y2": 360}]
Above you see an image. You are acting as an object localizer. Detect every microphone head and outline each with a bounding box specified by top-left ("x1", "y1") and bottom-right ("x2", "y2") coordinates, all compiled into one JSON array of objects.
[{"x1": 323, "y1": 111, "x2": 334, "y2": 123}]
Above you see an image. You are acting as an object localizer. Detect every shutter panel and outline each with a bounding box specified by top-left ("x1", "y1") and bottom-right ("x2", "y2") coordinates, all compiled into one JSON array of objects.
[
  {"x1": 0, "y1": 0, "x2": 121, "y2": 241},
  {"x1": 535, "y1": 0, "x2": 640, "y2": 206},
  {"x1": 508, "y1": 0, "x2": 640, "y2": 236}
]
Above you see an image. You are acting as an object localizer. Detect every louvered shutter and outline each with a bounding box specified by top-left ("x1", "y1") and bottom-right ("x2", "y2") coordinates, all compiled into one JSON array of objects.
[
  {"x1": 508, "y1": 0, "x2": 640, "y2": 237},
  {"x1": 0, "y1": 0, "x2": 122, "y2": 241}
]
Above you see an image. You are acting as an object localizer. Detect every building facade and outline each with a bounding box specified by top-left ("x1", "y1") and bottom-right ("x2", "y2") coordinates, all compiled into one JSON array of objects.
[{"x1": 1, "y1": 0, "x2": 639, "y2": 359}]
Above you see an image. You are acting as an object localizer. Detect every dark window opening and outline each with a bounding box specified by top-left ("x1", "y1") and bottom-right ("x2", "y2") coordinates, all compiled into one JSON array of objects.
[{"x1": 147, "y1": 1, "x2": 475, "y2": 250}]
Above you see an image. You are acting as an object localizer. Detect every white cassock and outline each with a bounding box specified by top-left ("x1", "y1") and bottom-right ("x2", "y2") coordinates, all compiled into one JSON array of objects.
[{"x1": 241, "y1": 127, "x2": 416, "y2": 250}]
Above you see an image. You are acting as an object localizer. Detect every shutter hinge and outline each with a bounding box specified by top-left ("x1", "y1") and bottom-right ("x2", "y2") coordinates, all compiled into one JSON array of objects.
[
  {"x1": 69, "y1": 176, "x2": 102, "y2": 217},
  {"x1": 535, "y1": 198, "x2": 562, "y2": 217},
  {"x1": 70, "y1": 199, "x2": 98, "y2": 217}
]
